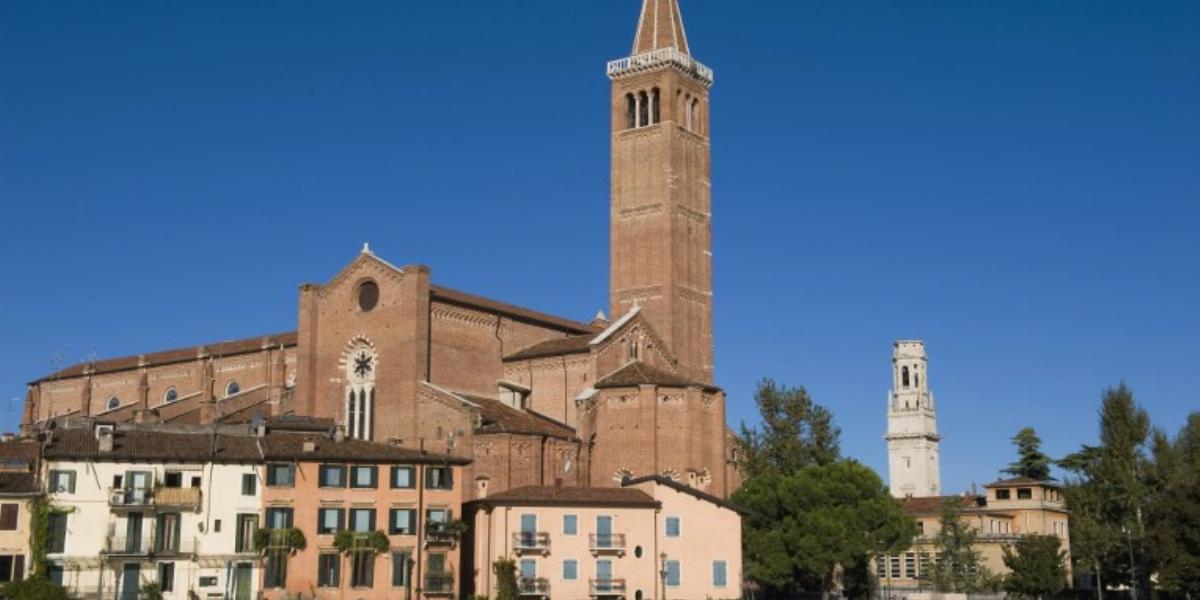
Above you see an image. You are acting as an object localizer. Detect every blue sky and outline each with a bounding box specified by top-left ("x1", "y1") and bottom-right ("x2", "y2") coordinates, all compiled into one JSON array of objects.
[{"x1": 1, "y1": 1, "x2": 1197, "y2": 493}]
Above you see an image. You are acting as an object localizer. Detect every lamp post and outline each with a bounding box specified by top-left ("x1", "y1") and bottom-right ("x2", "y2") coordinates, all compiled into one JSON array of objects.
[
  {"x1": 660, "y1": 552, "x2": 669, "y2": 600},
  {"x1": 405, "y1": 555, "x2": 415, "y2": 600}
]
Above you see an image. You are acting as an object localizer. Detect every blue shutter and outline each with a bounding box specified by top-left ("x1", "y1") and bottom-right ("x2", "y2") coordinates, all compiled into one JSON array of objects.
[
  {"x1": 667, "y1": 560, "x2": 681, "y2": 587},
  {"x1": 713, "y1": 561, "x2": 727, "y2": 587}
]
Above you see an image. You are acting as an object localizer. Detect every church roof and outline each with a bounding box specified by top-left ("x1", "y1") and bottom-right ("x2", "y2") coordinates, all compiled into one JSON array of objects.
[
  {"x1": 503, "y1": 335, "x2": 594, "y2": 362},
  {"x1": 594, "y1": 361, "x2": 712, "y2": 391},
  {"x1": 633, "y1": 0, "x2": 691, "y2": 55},
  {"x1": 457, "y1": 392, "x2": 577, "y2": 441},
  {"x1": 430, "y1": 285, "x2": 597, "y2": 335}
]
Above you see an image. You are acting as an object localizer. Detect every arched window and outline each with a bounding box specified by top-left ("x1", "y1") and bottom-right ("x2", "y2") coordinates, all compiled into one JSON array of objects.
[
  {"x1": 225, "y1": 381, "x2": 240, "y2": 397},
  {"x1": 638, "y1": 91, "x2": 649, "y2": 127},
  {"x1": 106, "y1": 396, "x2": 120, "y2": 411},
  {"x1": 901, "y1": 367, "x2": 910, "y2": 388},
  {"x1": 163, "y1": 388, "x2": 178, "y2": 404},
  {"x1": 629, "y1": 340, "x2": 640, "y2": 361},
  {"x1": 691, "y1": 97, "x2": 701, "y2": 132},
  {"x1": 345, "y1": 343, "x2": 377, "y2": 441},
  {"x1": 626, "y1": 94, "x2": 637, "y2": 130},
  {"x1": 651, "y1": 88, "x2": 661, "y2": 124},
  {"x1": 914, "y1": 373, "x2": 920, "y2": 388}
]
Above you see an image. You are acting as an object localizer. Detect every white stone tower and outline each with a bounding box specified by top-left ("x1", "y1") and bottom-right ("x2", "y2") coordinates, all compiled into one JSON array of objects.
[{"x1": 886, "y1": 340, "x2": 942, "y2": 498}]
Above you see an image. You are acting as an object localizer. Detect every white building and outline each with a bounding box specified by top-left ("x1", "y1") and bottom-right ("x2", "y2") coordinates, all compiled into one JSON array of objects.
[
  {"x1": 885, "y1": 341, "x2": 942, "y2": 498},
  {"x1": 42, "y1": 424, "x2": 264, "y2": 600}
]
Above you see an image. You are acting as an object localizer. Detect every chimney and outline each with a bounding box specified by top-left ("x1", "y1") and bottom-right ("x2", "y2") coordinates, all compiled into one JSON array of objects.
[
  {"x1": 333, "y1": 425, "x2": 345, "y2": 443},
  {"x1": 302, "y1": 440, "x2": 317, "y2": 454},
  {"x1": 255, "y1": 422, "x2": 267, "y2": 438},
  {"x1": 97, "y1": 428, "x2": 114, "y2": 453}
]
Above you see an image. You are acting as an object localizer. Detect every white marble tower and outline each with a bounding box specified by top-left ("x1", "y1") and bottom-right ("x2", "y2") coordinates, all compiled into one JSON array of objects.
[{"x1": 886, "y1": 340, "x2": 942, "y2": 498}]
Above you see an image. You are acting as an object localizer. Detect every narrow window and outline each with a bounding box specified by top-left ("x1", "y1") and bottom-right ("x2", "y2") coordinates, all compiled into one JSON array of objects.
[
  {"x1": 563, "y1": 559, "x2": 578, "y2": 580},
  {"x1": 666, "y1": 560, "x2": 681, "y2": 587},
  {"x1": 0, "y1": 505, "x2": 18, "y2": 531},
  {"x1": 902, "y1": 366, "x2": 910, "y2": 388},
  {"x1": 713, "y1": 560, "x2": 727, "y2": 587},
  {"x1": 651, "y1": 87, "x2": 661, "y2": 124},
  {"x1": 626, "y1": 94, "x2": 637, "y2": 129},
  {"x1": 563, "y1": 514, "x2": 578, "y2": 535},
  {"x1": 638, "y1": 91, "x2": 649, "y2": 127},
  {"x1": 158, "y1": 562, "x2": 175, "y2": 593},
  {"x1": 241, "y1": 473, "x2": 257, "y2": 496},
  {"x1": 665, "y1": 517, "x2": 681, "y2": 538},
  {"x1": 392, "y1": 550, "x2": 413, "y2": 587},
  {"x1": 318, "y1": 553, "x2": 340, "y2": 587},
  {"x1": 350, "y1": 551, "x2": 374, "y2": 588}
]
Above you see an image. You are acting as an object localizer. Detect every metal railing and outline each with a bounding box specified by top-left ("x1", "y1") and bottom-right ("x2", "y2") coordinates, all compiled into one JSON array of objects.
[
  {"x1": 103, "y1": 535, "x2": 198, "y2": 557},
  {"x1": 518, "y1": 577, "x2": 550, "y2": 596},
  {"x1": 589, "y1": 578, "x2": 628, "y2": 597},
  {"x1": 512, "y1": 531, "x2": 550, "y2": 553},
  {"x1": 425, "y1": 522, "x2": 459, "y2": 546},
  {"x1": 606, "y1": 48, "x2": 714, "y2": 84},
  {"x1": 424, "y1": 570, "x2": 455, "y2": 595},
  {"x1": 589, "y1": 533, "x2": 626, "y2": 553}
]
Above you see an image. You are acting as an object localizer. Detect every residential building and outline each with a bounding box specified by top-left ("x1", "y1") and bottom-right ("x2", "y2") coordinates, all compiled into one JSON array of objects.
[
  {"x1": 465, "y1": 476, "x2": 744, "y2": 600},
  {"x1": 0, "y1": 440, "x2": 41, "y2": 585}
]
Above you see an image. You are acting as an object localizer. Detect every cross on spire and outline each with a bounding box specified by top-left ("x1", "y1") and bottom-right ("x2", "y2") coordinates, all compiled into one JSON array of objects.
[{"x1": 632, "y1": 0, "x2": 691, "y2": 55}]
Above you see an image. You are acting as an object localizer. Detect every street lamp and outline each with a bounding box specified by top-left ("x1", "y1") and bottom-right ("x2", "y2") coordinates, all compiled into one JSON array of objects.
[{"x1": 660, "y1": 552, "x2": 669, "y2": 600}]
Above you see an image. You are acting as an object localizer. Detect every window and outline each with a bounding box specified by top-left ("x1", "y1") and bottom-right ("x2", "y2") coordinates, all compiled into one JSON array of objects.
[
  {"x1": 214, "y1": 519, "x2": 221, "y2": 533},
  {"x1": 266, "y1": 464, "x2": 295, "y2": 487},
  {"x1": 47, "y1": 513, "x2": 67, "y2": 553},
  {"x1": 665, "y1": 517, "x2": 681, "y2": 538},
  {"x1": 563, "y1": 559, "x2": 578, "y2": 581},
  {"x1": 651, "y1": 87, "x2": 661, "y2": 124},
  {"x1": 225, "y1": 381, "x2": 240, "y2": 397},
  {"x1": 0, "y1": 505, "x2": 17, "y2": 531},
  {"x1": 877, "y1": 556, "x2": 887, "y2": 579},
  {"x1": 889, "y1": 555, "x2": 901, "y2": 578},
  {"x1": 350, "y1": 508, "x2": 376, "y2": 533},
  {"x1": 638, "y1": 91, "x2": 649, "y2": 127},
  {"x1": 426, "y1": 508, "x2": 451, "y2": 526},
  {"x1": 626, "y1": 94, "x2": 636, "y2": 129},
  {"x1": 47, "y1": 564, "x2": 63, "y2": 586},
  {"x1": 157, "y1": 562, "x2": 175, "y2": 593},
  {"x1": 266, "y1": 507, "x2": 294, "y2": 530},
  {"x1": 390, "y1": 466, "x2": 415, "y2": 489},
  {"x1": 163, "y1": 472, "x2": 183, "y2": 488},
  {"x1": 318, "y1": 508, "x2": 345, "y2": 535},
  {"x1": 426, "y1": 467, "x2": 453, "y2": 490},
  {"x1": 106, "y1": 396, "x2": 120, "y2": 411},
  {"x1": 919, "y1": 553, "x2": 932, "y2": 578},
  {"x1": 319, "y1": 465, "x2": 346, "y2": 488},
  {"x1": 904, "y1": 552, "x2": 916, "y2": 579},
  {"x1": 713, "y1": 560, "x2": 727, "y2": 587},
  {"x1": 199, "y1": 576, "x2": 218, "y2": 587},
  {"x1": 563, "y1": 514, "x2": 578, "y2": 536},
  {"x1": 49, "y1": 470, "x2": 75, "y2": 494},
  {"x1": 1018, "y1": 488, "x2": 1033, "y2": 500},
  {"x1": 666, "y1": 560, "x2": 681, "y2": 587},
  {"x1": 265, "y1": 550, "x2": 288, "y2": 588},
  {"x1": 358, "y1": 281, "x2": 380, "y2": 312},
  {"x1": 916, "y1": 521, "x2": 925, "y2": 535},
  {"x1": 389, "y1": 509, "x2": 416, "y2": 536},
  {"x1": 996, "y1": 489, "x2": 1011, "y2": 500},
  {"x1": 392, "y1": 550, "x2": 413, "y2": 587},
  {"x1": 163, "y1": 388, "x2": 178, "y2": 403},
  {"x1": 318, "y1": 553, "x2": 340, "y2": 587},
  {"x1": 241, "y1": 473, "x2": 257, "y2": 496},
  {"x1": 0, "y1": 555, "x2": 25, "y2": 583},
  {"x1": 350, "y1": 552, "x2": 374, "y2": 588},
  {"x1": 902, "y1": 367, "x2": 910, "y2": 388},
  {"x1": 156, "y1": 513, "x2": 181, "y2": 553},
  {"x1": 351, "y1": 466, "x2": 378, "y2": 489},
  {"x1": 235, "y1": 514, "x2": 258, "y2": 553}
]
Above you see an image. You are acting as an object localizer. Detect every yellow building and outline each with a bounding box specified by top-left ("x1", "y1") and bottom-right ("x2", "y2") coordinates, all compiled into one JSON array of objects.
[{"x1": 0, "y1": 440, "x2": 41, "y2": 584}]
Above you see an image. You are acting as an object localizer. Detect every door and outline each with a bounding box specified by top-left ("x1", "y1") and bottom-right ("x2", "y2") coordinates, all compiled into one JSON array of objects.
[
  {"x1": 127, "y1": 471, "x2": 150, "y2": 504},
  {"x1": 519, "y1": 514, "x2": 537, "y2": 547},
  {"x1": 234, "y1": 562, "x2": 253, "y2": 600},
  {"x1": 125, "y1": 513, "x2": 144, "y2": 553},
  {"x1": 596, "y1": 559, "x2": 613, "y2": 593},
  {"x1": 120, "y1": 564, "x2": 140, "y2": 600},
  {"x1": 596, "y1": 515, "x2": 613, "y2": 548}
]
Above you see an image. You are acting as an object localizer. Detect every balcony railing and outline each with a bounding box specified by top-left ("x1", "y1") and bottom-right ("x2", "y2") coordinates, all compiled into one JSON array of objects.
[
  {"x1": 589, "y1": 578, "x2": 628, "y2": 597},
  {"x1": 512, "y1": 531, "x2": 550, "y2": 554},
  {"x1": 589, "y1": 533, "x2": 627, "y2": 555},
  {"x1": 518, "y1": 577, "x2": 550, "y2": 597},
  {"x1": 424, "y1": 571, "x2": 455, "y2": 596},
  {"x1": 154, "y1": 486, "x2": 202, "y2": 511},
  {"x1": 103, "y1": 535, "x2": 198, "y2": 557},
  {"x1": 425, "y1": 522, "x2": 460, "y2": 547},
  {"x1": 606, "y1": 48, "x2": 714, "y2": 85}
]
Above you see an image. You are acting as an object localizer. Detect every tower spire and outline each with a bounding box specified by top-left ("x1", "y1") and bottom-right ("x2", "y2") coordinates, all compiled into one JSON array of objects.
[{"x1": 632, "y1": 0, "x2": 691, "y2": 55}]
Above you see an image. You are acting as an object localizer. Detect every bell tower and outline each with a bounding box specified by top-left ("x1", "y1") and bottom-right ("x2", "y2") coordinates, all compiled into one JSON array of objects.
[
  {"x1": 886, "y1": 340, "x2": 942, "y2": 498},
  {"x1": 608, "y1": 0, "x2": 715, "y2": 383}
]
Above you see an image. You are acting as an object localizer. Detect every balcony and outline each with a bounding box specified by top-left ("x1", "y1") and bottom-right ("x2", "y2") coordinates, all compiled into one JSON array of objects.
[
  {"x1": 589, "y1": 578, "x2": 627, "y2": 598},
  {"x1": 424, "y1": 522, "x2": 461, "y2": 547},
  {"x1": 154, "y1": 486, "x2": 202, "y2": 511},
  {"x1": 518, "y1": 577, "x2": 550, "y2": 597},
  {"x1": 103, "y1": 535, "x2": 198, "y2": 557},
  {"x1": 606, "y1": 47, "x2": 714, "y2": 85},
  {"x1": 512, "y1": 531, "x2": 550, "y2": 555},
  {"x1": 108, "y1": 487, "x2": 154, "y2": 509},
  {"x1": 424, "y1": 570, "x2": 455, "y2": 596},
  {"x1": 589, "y1": 533, "x2": 627, "y2": 556}
]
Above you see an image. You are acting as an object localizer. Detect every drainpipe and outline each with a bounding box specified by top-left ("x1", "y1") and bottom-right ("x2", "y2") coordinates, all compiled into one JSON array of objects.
[{"x1": 416, "y1": 458, "x2": 426, "y2": 599}]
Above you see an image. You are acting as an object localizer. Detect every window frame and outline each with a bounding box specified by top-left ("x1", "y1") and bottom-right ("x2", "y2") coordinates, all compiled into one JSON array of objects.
[
  {"x1": 666, "y1": 560, "x2": 681, "y2": 587},
  {"x1": 317, "y1": 552, "x2": 341, "y2": 588},
  {"x1": 425, "y1": 466, "x2": 453, "y2": 490},
  {"x1": 391, "y1": 550, "x2": 413, "y2": 587},
  {"x1": 49, "y1": 470, "x2": 76, "y2": 494},
  {"x1": 390, "y1": 466, "x2": 415, "y2": 489},
  {"x1": 0, "y1": 504, "x2": 18, "y2": 531},
  {"x1": 157, "y1": 561, "x2": 175, "y2": 593},
  {"x1": 265, "y1": 507, "x2": 294, "y2": 530},
  {"x1": 563, "y1": 559, "x2": 578, "y2": 581},
  {"x1": 319, "y1": 465, "x2": 347, "y2": 489},
  {"x1": 241, "y1": 473, "x2": 257, "y2": 496},
  {"x1": 712, "y1": 560, "x2": 727, "y2": 588},
  {"x1": 350, "y1": 466, "x2": 378, "y2": 489},
  {"x1": 665, "y1": 516, "x2": 681, "y2": 538},
  {"x1": 317, "y1": 508, "x2": 345, "y2": 535},
  {"x1": 389, "y1": 508, "x2": 416, "y2": 536},
  {"x1": 563, "y1": 514, "x2": 578, "y2": 536},
  {"x1": 349, "y1": 508, "x2": 377, "y2": 533},
  {"x1": 265, "y1": 464, "x2": 295, "y2": 488}
]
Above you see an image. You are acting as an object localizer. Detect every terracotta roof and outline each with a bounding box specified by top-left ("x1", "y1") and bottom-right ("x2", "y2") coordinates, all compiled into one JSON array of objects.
[
  {"x1": 900, "y1": 495, "x2": 987, "y2": 516},
  {"x1": 32, "y1": 332, "x2": 297, "y2": 384},
  {"x1": 594, "y1": 361, "x2": 710, "y2": 390},
  {"x1": 0, "y1": 472, "x2": 40, "y2": 496},
  {"x1": 430, "y1": 285, "x2": 596, "y2": 335},
  {"x1": 503, "y1": 335, "x2": 594, "y2": 362},
  {"x1": 42, "y1": 427, "x2": 467, "y2": 465},
  {"x1": 622, "y1": 474, "x2": 751, "y2": 515},
  {"x1": 0, "y1": 441, "x2": 39, "y2": 463},
  {"x1": 632, "y1": 0, "x2": 690, "y2": 55},
  {"x1": 985, "y1": 476, "x2": 1057, "y2": 488},
  {"x1": 458, "y1": 393, "x2": 577, "y2": 441},
  {"x1": 471, "y1": 485, "x2": 659, "y2": 509}
]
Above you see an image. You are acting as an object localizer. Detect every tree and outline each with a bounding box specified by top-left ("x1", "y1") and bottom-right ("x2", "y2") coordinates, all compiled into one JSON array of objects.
[
  {"x1": 736, "y1": 379, "x2": 841, "y2": 478},
  {"x1": 929, "y1": 496, "x2": 993, "y2": 593},
  {"x1": 492, "y1": 557, "x2": 519, "y2": 600},
  {"x1": 1002, "y1": 534, "x2": 1067, "y2": 599},
  {"x1": 1003, "y1": 427, "x2": 1053, "y2": 481},
  {"x1": 1, "y1": 578, "x2": 73, "y2": 600},
  {"x1": 733, "y1": 461, "x2": 916, "y2": 599},
  {"x1": 1146, "y1": 413, "x2": 1200, "y2": 598}
]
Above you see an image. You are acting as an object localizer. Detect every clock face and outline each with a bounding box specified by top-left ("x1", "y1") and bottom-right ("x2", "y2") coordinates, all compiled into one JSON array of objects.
[{"x1": 353, "y1": 351, "x2": 374, "y2": 379}]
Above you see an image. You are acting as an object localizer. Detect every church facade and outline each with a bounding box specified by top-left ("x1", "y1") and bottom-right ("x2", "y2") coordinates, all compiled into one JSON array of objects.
[{"x1": 20, "y1": 0, "x2": 740, "y2": 501}]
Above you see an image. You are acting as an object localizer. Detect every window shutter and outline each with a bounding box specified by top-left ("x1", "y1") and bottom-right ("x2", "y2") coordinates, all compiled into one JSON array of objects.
[{"x1": 0, "y1": 505, "x2": 18, "y2": 530}]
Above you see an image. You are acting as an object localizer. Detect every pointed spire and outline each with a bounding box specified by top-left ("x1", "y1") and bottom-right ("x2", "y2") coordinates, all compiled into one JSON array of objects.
[{"x1": 632, "y1": 0, "x2": 690, "y2": 55}]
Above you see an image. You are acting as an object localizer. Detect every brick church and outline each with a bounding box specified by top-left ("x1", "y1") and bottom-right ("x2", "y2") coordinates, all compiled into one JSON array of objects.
[{"x1": 20, "y1": 0, "x2": 739, "y2": 500}]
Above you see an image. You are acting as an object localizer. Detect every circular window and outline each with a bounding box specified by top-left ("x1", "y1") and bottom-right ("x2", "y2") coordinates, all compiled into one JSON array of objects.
[
  {"x1": 106, "y1": 396, "x2": 120, "y2": 411},
  {"x1": 225, "y1": 381, "x2": 240, "y2": 397},
  {"x1": 358, "y1": 280, "x2": 380, "y2": 312},
  {"x1": 635, "y1": 545, "x2": 644, "y2": 558},
  {"x1": 163, "y1": 388, "x2": 178, "y2": 404}
]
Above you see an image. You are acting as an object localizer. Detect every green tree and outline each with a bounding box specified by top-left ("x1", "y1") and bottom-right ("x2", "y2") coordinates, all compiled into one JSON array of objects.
[
  {"x1": 1003, "y1": 427, "x2": 1053, "y2": 481},
  {"x1": 736, "y1": 379, "x2": 841, "y2": 478},
  {"x1": 733, "y1": 461, "x2": 916, "y2": 599},
  {"x1": 492, "y1": 557, "x2": 519, "y2": 600},
  {"x1": 1146, "y1": 413, "x2": 1200, "y2": 598},
  {"x1": 929, "y1": 496, "x2": 992, "y2": 593},
  {"x1": 1002, "y1": 534, "x2": 1067, "y2": 599},
  {"x1": 1, "y1": 578, "x2": 73, "y2": 600}
]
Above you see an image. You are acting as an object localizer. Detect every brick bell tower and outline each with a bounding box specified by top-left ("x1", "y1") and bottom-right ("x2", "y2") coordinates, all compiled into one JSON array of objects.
[{"x1": 608, "y1": 0, "x2": 715, "y2": 384}]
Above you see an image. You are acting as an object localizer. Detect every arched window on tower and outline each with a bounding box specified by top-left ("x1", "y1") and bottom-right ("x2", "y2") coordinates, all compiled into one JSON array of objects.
[
  {"x1": 638, "y1": 91, "x2": 649, "y2": 127},
  {"x1": 651, "y1": 88, "x2": 661, "y2": 124},
  {"x1": 691, "y1": 97, "x2": 701, "y2": 133},
  {"x1": 626, "y1": 93, "x2": 636, "y2": 130},
  {"x1": 685, "y1": 94, "x2": 693, "y2": 131},
  {"x1": 901, "y1": 366, "x2": 910, "y2": 388},
  {"x1": 914, "y1": 372, "x2": 920, "y2": 389},
  {"x1": 345, "y1": 343, "x2": 377, "y2": 441}
]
